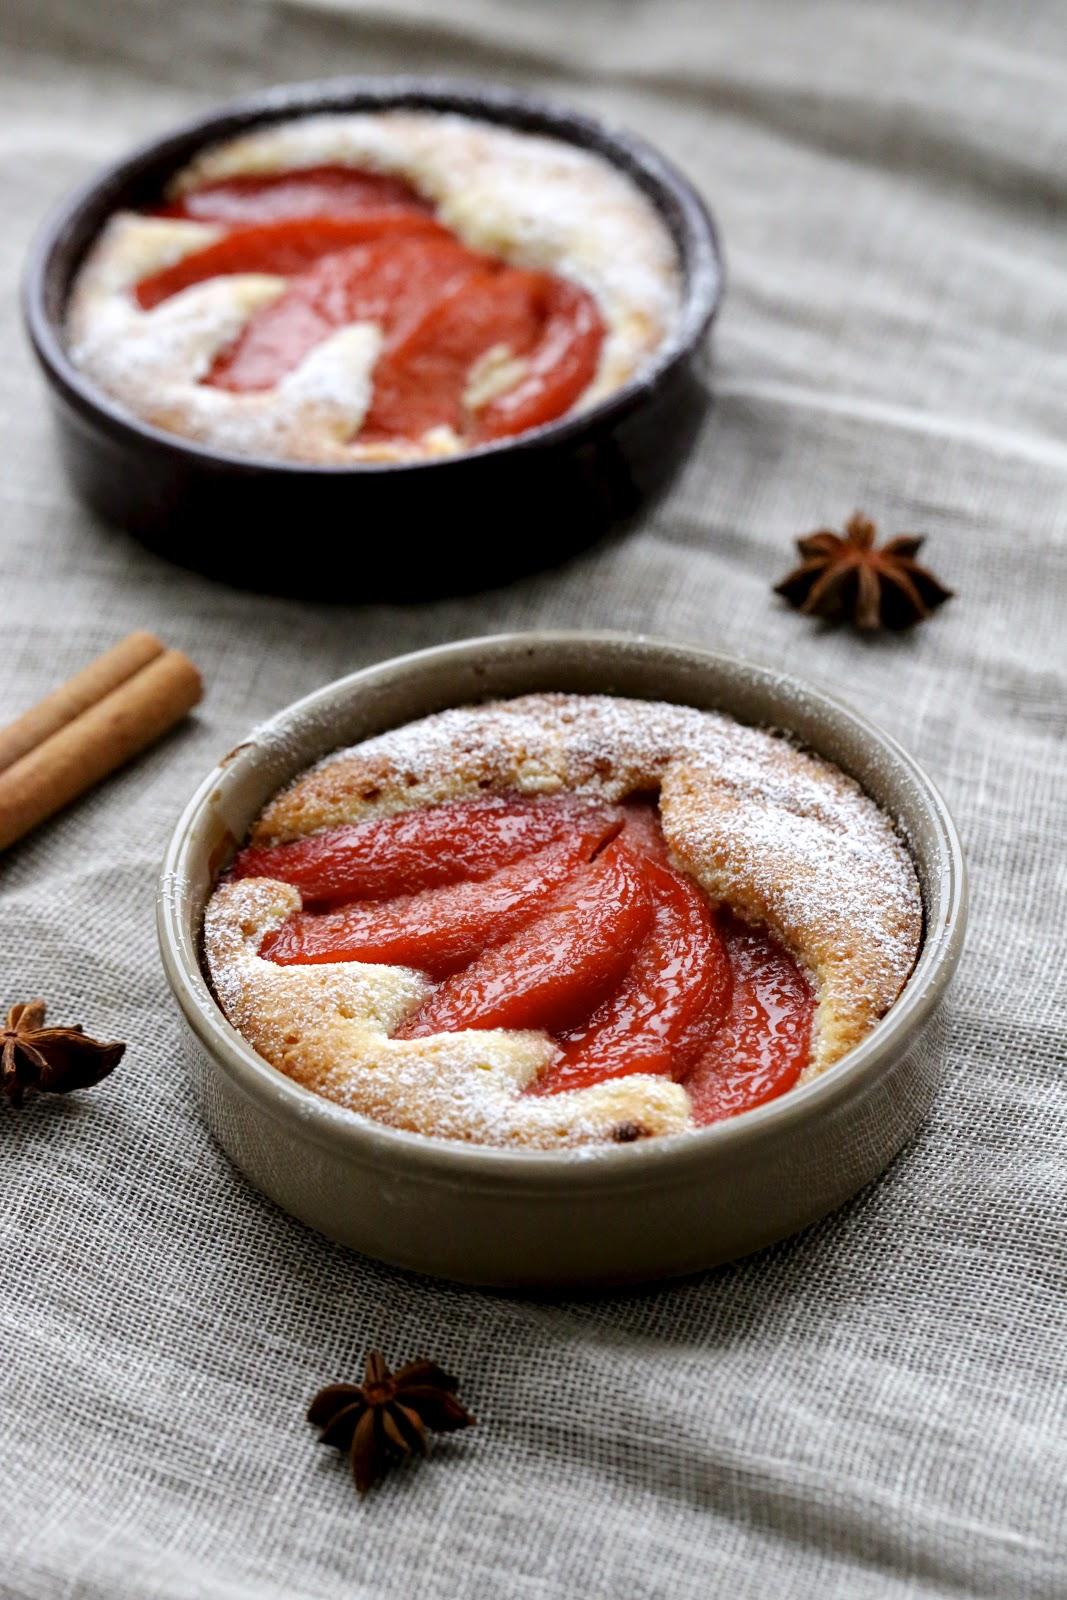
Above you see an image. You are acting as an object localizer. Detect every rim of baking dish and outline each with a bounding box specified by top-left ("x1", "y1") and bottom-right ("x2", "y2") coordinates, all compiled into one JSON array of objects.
[
  {"x1": 22, "y1": 76, "x2": 724, "y2": 478},
  {"x1": 157, "y1": 632, "x2": 968, "y2": 1191}
]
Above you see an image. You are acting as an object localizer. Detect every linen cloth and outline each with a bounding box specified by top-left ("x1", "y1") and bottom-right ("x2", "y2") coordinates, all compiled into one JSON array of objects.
[{"x1": 1, "y1": 0, "x2": 1065, "y2": 1594}]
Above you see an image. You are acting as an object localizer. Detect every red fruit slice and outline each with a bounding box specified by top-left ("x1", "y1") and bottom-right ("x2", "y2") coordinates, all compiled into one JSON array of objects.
[
  {"x1": 207, "y1": 234, "x2": 485, "y2": 393},
  {"x1": 472, "y1": 277, "x2": 604, "y2": 441},
  {"x1": 361, "y1": 268, "x2": 604, "y2": 443},
  {"x1": 620, "y1": 799, "x2": 669, "y2": 861},
  {"x1": 682, "y1": 913, "x2": 815, "y2": 1125},
  {"x1": 396, "y1": 841, "x2": 653, "y2": 1038},
  {"x1": 231, "y1": 795, "x2": 619, "y2": 907},
  {"x1": 261, "y1": 817, "x2": 620, "y2": 976},
  {"x1": 360, "y1": 266, "x2": 544, "y2": 441},
  {"x1": 158, "y1": 166, "x2": 431, "y2": 224},
  {"x1": 531, "y1": 856, "x2": 731, "y2": 1094},
  {"x1": 134, "y1": 215, "x2": 446, "y2": 310}
]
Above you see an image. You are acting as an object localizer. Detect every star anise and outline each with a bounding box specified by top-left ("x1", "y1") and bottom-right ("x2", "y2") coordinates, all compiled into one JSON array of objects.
[
  {"x1": 774, "y1": 512, "x2": 953, "y2": 630},
  {"x1": 1, "y1": 999, "x2": 125, "y2": 1109},
  {"x1": 308, "y1": 1350, "x2": 475, "y2": 1495}
]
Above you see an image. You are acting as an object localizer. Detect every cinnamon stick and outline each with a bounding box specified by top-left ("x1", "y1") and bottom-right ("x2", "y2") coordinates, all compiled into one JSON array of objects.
[
  {"x1": 0, "y1": 631, "x2": 164, "y2": 774},
  {"x1": 0, "y1": 649, "x2": 202, "y2": 851}
]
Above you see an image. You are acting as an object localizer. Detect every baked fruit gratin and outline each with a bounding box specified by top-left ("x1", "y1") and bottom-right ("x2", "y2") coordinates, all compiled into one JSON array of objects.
[
  {"x1": 66, "y1": 112, "x2": 680, "y2": 464},
  {"x1": 203, "y1": 694, "x2": 923, "y2": 1149}
]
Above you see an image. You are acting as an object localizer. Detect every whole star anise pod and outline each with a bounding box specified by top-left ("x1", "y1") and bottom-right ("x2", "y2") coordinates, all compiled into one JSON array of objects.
[
  {"x1": 308, "y1": 1350, "x2": 475, "y2": 1495},
  {"x1": 774, "y1": 512, "x2": 953, "y2": 630},
  {"x1": 1, "y1": 999, "x2": 125, "y2": 1109}
]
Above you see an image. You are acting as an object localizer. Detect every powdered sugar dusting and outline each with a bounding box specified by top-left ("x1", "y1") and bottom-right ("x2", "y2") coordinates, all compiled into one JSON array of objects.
[
  {"x1": 204, "y1": 694, "x2": 923, "y2": 1149},
  {"x1": 68, "y1": 112, "x2": 681, "y2": 464}
]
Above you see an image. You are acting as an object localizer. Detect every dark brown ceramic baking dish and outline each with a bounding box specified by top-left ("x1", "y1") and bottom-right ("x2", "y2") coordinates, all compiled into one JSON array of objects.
[{"x1": 22, "y1": 77, "x2": 723, "y2": 597}]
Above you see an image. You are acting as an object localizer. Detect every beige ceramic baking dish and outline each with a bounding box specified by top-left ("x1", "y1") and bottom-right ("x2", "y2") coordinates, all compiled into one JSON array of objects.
[{"x1": 158, "y1": 633, "x2": 966, "y2": 1288}]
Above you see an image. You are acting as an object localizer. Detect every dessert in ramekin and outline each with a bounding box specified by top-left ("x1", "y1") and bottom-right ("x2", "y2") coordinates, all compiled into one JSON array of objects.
[
  {"x1": 68, "y1": 112, "x2": 680, "y2": 465},
  {"x1": 25, "y1": 82, "x2": 721, "y2": 590},
  {"x1": 204, "y1": 692, "x2": 921, "y2": 1150},
  {"x1": 159, "y1": 634, "x2": 965, "y2": 1286}
]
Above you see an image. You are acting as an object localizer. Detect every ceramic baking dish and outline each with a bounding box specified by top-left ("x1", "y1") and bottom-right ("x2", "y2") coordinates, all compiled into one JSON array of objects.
[
  {"x1": 157, "y1": 633, "x2": 967, "y2": 1288},
  {"x1": 23, "y1": 79, "x2": 722, "y2": 596}
]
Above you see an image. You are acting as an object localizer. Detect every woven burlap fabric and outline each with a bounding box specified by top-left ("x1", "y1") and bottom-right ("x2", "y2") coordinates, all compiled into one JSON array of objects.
[{"x1": 1, "y1": 0, "x2": 1065, "y2": 1595}]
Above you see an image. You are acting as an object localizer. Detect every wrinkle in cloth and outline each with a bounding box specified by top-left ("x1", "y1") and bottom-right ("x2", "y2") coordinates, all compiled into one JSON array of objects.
[{"x1": 0, "y1": 1, "x2": 1065, "y2": 1596}]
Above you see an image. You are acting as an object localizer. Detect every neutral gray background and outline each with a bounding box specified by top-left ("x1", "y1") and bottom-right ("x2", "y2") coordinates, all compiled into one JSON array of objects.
[{"x1": 1, "y1": 1, "x2": 1065, "y2": 1596}]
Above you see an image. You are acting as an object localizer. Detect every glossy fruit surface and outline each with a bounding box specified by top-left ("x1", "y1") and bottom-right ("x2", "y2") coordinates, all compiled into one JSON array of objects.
[
  {"x1": 232, "y1": 794, "x2": 614, "y2": 906},
  {"x1": 532, "y1": 853, "x2": 731, "y2": 1093},
  {"x1": 262, "y1": 820, "x2": 620, "y2": 976},
  {"x1": 252, "y1": 791, "x2": 815, "y2": 1116},
  {"x1": 133, "y1": 167, "x2": 604, "y2": 442},
  {"x1": 397, "y1": 840, "x2": 653, "y2": 1036},
  {"x1": 683, "y1": 913, "x2": 816, "y2": 1124}
]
